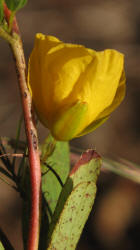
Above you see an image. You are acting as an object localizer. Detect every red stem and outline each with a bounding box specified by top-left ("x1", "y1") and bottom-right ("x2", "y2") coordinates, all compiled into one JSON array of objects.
[
  {"x1": 11, "y1": 38, "x2": 41, "y2": 250},
  {"x1": 0, "y1": 5, "x2": 42, "y2": 249},
  {"x1": 2, "y1": 10, "x2": 42, "y2": 250}
]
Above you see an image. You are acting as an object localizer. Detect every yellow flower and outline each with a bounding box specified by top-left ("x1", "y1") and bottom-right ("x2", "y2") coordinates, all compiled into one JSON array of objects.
[{"x1": 28, "y1": 33, "x2": 126, "y2": 141}]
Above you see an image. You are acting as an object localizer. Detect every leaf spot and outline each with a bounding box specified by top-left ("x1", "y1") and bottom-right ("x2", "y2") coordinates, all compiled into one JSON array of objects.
[{"x1": 85, "y1": 193, "x2": 90, "y2": 198}]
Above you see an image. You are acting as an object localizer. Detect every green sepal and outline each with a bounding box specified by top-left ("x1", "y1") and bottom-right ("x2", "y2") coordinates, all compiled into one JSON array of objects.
[
  {"x1": 51, "y1": 101, "x2": 88, "y2": 141},
  {"x1": 5, "y1": 0, "x2": 27, "y2": 12},
  {"x1": 47, "y1": 149, "x2": 101, "y2": 250}
]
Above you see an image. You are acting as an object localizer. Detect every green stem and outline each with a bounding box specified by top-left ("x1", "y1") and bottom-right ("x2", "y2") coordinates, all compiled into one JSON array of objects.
[
  {"x1": 0, "y1": 26, "x2": 12, "y2": 43},
  {"x1": 0, "y1": 27, "x2": 41, "y2": 250}
]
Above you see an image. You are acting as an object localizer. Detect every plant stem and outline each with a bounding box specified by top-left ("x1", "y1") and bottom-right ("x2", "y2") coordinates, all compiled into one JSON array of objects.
[
  {"x1": 10, "y1": 35, "x2": 41, "y2": 250},
  {"x1": 0, "y1": 26, "x2": 41, "y2": 250}
]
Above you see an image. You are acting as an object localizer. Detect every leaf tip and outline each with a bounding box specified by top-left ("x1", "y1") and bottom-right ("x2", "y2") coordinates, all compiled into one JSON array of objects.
[{"x1": 70, "y1": 149, "x2": 101, "y2": 175}]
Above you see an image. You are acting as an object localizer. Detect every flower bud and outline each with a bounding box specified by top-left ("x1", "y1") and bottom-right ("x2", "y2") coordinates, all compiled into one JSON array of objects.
[{"x1": 28, "y1": 33, "x2": 126, "y2": 141}]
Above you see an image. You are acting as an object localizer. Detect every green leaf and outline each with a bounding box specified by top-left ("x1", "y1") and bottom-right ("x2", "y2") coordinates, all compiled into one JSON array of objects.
[
  {"x1": 41, "y1": 134, "x2": 70, "y2": 218},
  {"x1": 0, "y1": 242, "x2": 5, "y2": 250},
  {"x1": 38, "y1": 135, "x2": 70, "y2": 250},
  {"x1": 5, "y1": 0, "x2": 27, "y2": 12},
  {"x1": 0, "y1": 0, "x2": 4, "y2": 23},
  {"x1": 47, "y1": 149, "x2": 101, "y2": 250}
]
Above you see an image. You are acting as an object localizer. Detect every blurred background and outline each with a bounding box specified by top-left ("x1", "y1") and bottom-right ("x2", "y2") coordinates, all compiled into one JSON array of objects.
[{"x1": 0, "y1": 0, "x2": 140, "y2": 249}]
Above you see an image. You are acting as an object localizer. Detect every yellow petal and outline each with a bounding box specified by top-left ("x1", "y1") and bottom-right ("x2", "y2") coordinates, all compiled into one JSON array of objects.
[
  {"x1": 97, "y1": 69, "x2": 126, "y2": 120},
  {"x1": 68, "y1": 49, "x2": 125, "y2": 130},
  {"x1": 28, "y1": 34, "x2": 93, "y2": 123}
]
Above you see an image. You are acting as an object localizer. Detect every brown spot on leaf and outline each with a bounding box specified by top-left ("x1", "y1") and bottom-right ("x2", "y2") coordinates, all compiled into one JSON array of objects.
[
  {"x1": 71, "y1": 206, "x2": 76, "y2": 210},
  {"x1": 85, "y1": 193, "x2": 90, "y2": 198}
]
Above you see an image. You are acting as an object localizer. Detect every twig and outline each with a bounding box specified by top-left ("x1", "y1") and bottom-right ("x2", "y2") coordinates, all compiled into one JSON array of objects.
[
  {"x1": 0, "y1": 153, "x2": 25, "y2": 158},
  {"x1": 10, "y1": 34, "x2": 41, "y2": 250},
  {"x1": 0, "y1": 10, "x2": 41, "y2": 250}
]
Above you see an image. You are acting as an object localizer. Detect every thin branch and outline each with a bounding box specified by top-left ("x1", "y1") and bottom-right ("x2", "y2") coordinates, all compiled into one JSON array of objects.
[
  {"x1": 0, "y1": 153, "x2": 25, "y2": 158},
  {"x1": 0, "y1": 13, "x2": 41, "y2": 250},
  {"x1": 10, "y1": 34, "x2": 41, "y2": 250}
]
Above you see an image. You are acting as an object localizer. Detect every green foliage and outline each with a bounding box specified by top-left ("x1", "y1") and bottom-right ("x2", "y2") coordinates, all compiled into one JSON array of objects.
[
  {"x1": 37, "y1": 135, "x2": 70, "y2": 250},
  {"x1": 5, "y1": 0, "x2": 27, "y2": 12},
  {"x1": 0, "y1": 0, "x2": 4, "y2": 23},
  {"x1": 47, "y1": 150, "x2": 101, "y2": 250},
  {"x1": 41, "y1": 134, "x2": 70, "y2": 218}
]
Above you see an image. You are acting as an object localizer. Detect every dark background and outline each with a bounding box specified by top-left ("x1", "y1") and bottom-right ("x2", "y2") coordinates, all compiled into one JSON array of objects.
[{"x1": 0, "y1": 1, "x2": 140, "y2": 249}]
